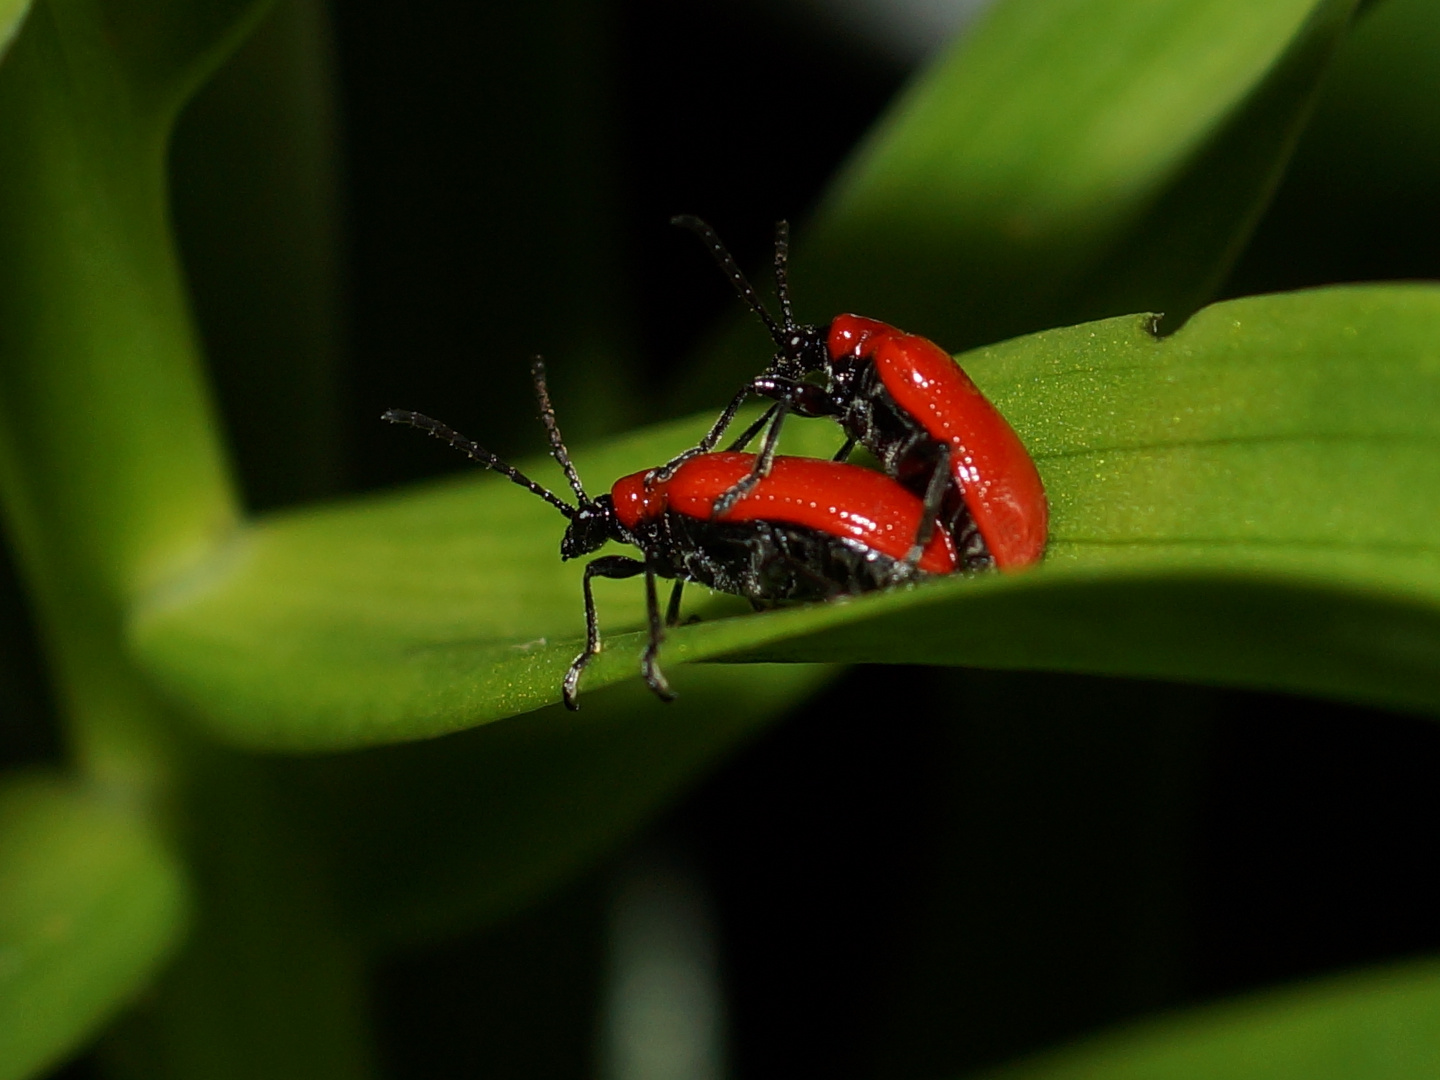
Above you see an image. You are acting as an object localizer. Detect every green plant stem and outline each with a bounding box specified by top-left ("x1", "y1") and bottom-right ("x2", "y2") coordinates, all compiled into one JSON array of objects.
[
  {"x1": 0, "y1": 1, "x2": 241, "y2": 794},
  {"x1": 0, "y1": 7, "x2": 381, "y2": 1077}
]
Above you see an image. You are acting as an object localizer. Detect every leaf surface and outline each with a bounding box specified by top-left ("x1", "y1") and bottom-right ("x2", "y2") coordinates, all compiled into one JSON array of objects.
[
  {"x1": 0, "y1": 774, "x2": 189, "y2": 1080},
  {"x1": 0, "y1": 0, "x2": 26, "y2": 60},
  {"x1": 803, "y1": 0, "x2": 1358, "y2": 345},
  {"x1": 971, "y1": 958, "x2": 1440, "y2": 1080},
  {"x1": 129, "y1": 284, "x2": 1440, "y2": 750}
]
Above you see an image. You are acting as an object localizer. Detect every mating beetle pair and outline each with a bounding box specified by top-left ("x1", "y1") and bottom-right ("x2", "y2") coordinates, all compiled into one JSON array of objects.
[
  {"x1": 663, "y1": 216, "x2": 1047, "y2": 572},
  {"x1": 386, "y1": 220, "x2": 1047, "y2": 708}
]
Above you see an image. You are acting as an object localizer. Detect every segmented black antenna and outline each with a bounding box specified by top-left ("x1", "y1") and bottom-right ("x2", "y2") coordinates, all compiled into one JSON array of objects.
[
  {"x1": 671, "y1": 214, "x2": 787, "y2": 345},
  {"x1": 381, "y1": 408, "x2": 577, "y2": 519},
  {"x1": 529, "y1": 356, "x2": 588, "y2": 506},
  {"x1": 772, "y1": 220, "x2": 795, "y2": 329}
]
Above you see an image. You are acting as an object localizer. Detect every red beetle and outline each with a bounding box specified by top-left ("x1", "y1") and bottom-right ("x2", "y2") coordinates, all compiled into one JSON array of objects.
[
  {"x1": 824, "y1": 314, "x2": 1048, "y2": 569},
  {"x1": 386, "y1": 362, "x2": 957, "y2": 708},
  {"x1": 612, "y1": 452, "x2": 957, "y2": 578},
  {"x1": 668, "y1": 216, "x2": 1048, "y2": 571}
]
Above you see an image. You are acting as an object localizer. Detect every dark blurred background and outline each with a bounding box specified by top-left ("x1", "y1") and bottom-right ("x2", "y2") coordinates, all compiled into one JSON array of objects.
[{"x1": 10, "y1": 0, "x2": 1440, "y2": 1076}]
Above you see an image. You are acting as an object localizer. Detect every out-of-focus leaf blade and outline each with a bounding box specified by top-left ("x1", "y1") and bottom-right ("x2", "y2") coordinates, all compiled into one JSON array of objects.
[
  {"x1": 0, "y1": 1, "x2": 244, "y2": 607},
  {"x1": 96, "y1": 0, "x2": 276, "y2": 119},
  {"x1": 1070, "y1": 0, "x2": 1355, "y2": 324},
  {"x1": 1227, "y1": 0, "x2": 1440, "y2": 295},
  {"x1": 129, "y1": 284, "x2": 1440, "y2": 750},
  {"x1": 801, "y1": 0, "x2": 1356, "y2": 348},
  {"x1": 170, "y1": 0, "x2": 345, "y2": 510},
  {"x1": 0, "y1": 0, "x2": 264, "y2": 789},
  {"x1": 0, "y1": 0, "x2": 28, "y2": 60},
  {"x1": 969, "y1": 957, "x2": 1440, "y2": 1080},
  {"x1": 0, "y1": 773, "x2": 189, "y2": 1080}
]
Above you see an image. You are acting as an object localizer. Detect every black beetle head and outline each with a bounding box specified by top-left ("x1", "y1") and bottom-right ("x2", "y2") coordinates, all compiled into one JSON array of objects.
[
  {"x1": 771, "y1": 322, "x2": 828, "y2": 381},
  {"x1": 560, "y1": 495, "x2": 617, "y2": 560}
]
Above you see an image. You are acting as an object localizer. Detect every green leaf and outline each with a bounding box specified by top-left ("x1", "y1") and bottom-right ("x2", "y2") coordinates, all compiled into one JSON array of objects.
[
  {"x1": 1070, "y1": 0, "x2": 1357, "y2": 324},
  {"x1": 127, "y1": 411, "x2": 841, "y2": 751},
  {"x1": 803, "y1": 0, "x2": 1357, "y2": 346},
  {"x1": 0, "y1": 0, "x2": 28, "y2": 61},
  {"x1": 90, "y1": 0, "x2": 275, "y2": 122},
  {"x1": 698, "y1": 284, "x2": 1440, "y2": 713},
  {"x1": 130, "y1": 283, "x2": 1440, "y2": 750},
  {"x1": 1303, "y1": 0, "x2": 1440, "y2": 200},
  {"x1": 0, "y1": 0, "x2": 258, "y2": 787},
  {"x1": 972, "y1": 957, "x2": 1440, "y2": 1079},
  {"x1": 169, "y1": 0, "x2": 346, "y2": 509},
  {"x1": 0, "y1": 773, "x2": 189, "y2": 1080},
  {"x1": 1228, "y1": 0, "x2": 1440, "y2": 296},
  {"x1": 0, "y1": 0, "x2": 247, "y2": 608}
]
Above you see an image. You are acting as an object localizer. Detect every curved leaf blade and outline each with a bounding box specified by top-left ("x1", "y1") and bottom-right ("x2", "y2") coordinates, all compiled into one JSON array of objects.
[
  {"x1": 130, "y1": 284, "x2": 1440, "y2": 751},
  {"x1": 0, "y1": 0, "x2": 248, "y2": 790},
  {"x1": 92, "y1": 0, "x2": 275, "y2": 121},
  {"x1": 805, "y1": 0, "x2": 1356, "y2": 347},
  {"x1": 971, "y1": 957, "x2": 1440, "y2": 1080},
  {"x1": 128, "y1": 414, "x2": 836, "y2": 751},
  {"x1": 1070, "y1": 0, "x2": 1356, "y2": 325},
  {"x1": 0, "y1": 773, "x2": 189, "y2": 1080},
  {"x1": 0, "y1": 0, "x2": 27, "y2": 61}
]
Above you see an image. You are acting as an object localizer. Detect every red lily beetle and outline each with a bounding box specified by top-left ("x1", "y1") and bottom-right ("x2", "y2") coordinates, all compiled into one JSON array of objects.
[
  {"x1": 666, "y1": 216, "x2": 1048, "y2": 571},
  {"x1": 386, "y1": 361, "x2": 957, "y2": 708}
]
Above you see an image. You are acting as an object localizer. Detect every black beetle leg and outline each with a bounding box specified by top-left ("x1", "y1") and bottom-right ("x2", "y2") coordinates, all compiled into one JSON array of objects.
[
  {"x1": 647, "y1": 383, "x2": 756, "y2": 485},
  {"x1": 563, "y1": 555, "x2": 646, "y2": 710},
  {"x1": 641, "y1": 564, "x2": 677, "y2": 701},
  {"x1": 714, "y1": 399, "x2": 791, "y2": 517},
  {"x1": 902, "y1": 444, "x2": 952, "y2": 575},
  {"x1": 724, "y1": 402, "x2": 780, "y2": 453},
  {"x1": 664, "y1": 579, "x2": 686, "y2": 627}
]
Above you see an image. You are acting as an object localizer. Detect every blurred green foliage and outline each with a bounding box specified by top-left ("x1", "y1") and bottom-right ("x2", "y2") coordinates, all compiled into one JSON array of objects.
[{"x1": 2, "y1": 0, "x2": 1439, "y2": 1077}]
